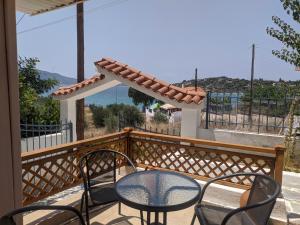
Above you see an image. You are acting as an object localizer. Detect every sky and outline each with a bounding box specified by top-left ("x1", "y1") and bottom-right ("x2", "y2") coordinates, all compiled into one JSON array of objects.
[{"x1": 16, "y1": 0, "x2": 300, "y2": 82}]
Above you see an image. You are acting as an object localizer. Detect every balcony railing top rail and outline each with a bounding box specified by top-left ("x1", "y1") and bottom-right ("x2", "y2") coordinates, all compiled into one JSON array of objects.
[{"x1": 21, "y1": 128, "x2": 285, "y2": 206}]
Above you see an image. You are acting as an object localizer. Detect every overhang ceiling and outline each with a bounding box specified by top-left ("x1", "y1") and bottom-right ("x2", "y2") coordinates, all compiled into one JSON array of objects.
[{"x1": 16, "y1": 0, "x2": 87, "y2": 15}]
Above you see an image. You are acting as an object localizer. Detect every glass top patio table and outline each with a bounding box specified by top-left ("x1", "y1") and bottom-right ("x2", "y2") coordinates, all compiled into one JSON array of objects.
[{"x1": 115, "y1": 170, "x2": 201, "y2": 213}]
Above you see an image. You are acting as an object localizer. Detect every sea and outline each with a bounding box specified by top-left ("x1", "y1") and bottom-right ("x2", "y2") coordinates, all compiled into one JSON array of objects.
[{"x1": 85, "y1": 85, "x2": 137, "y2": 107}]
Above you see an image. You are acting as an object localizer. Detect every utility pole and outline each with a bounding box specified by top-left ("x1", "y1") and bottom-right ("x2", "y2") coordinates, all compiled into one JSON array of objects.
[
  {"x1": 76, "y1": 2, "x2": 85, "y2": 140},
  {"x1": 249, "y1": 44, "x2": 255, "y2": 126},
  {"x1": 194, "y1": 68, "x2": 198, "y2": 91}
]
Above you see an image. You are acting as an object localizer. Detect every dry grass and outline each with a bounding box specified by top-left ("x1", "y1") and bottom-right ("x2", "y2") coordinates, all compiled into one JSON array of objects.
[{"x1": 84, "y1": 107, "x2": 107, "y2": 139}]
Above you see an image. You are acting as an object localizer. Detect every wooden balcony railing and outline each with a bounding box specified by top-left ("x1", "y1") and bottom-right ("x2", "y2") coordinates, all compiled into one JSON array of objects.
[
  {"x1": 21, "y1": 131, "x2": 129, "y2": 205},
  {"x1": 21, "y1": 128, "x2": 285, "y2": 206}
]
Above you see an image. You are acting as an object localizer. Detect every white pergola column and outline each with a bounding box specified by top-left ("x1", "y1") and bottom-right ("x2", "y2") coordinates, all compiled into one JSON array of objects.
[
  {"x1": 60, "y1": 99, "x2": 77, "y2": 141},
  {"x1": 181, "y1": 108, "x2": 201, "y2": 138},
  {"x1": 0, "y1": 0, "x2": 22, "y2": 216}
]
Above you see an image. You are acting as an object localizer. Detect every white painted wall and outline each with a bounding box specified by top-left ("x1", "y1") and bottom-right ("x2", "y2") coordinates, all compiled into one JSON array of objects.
[
  {"x1": 60, "y1": 99, "x2": 76, "y2": 140},
  {"x1": 198, "y1": 128, "x2": 285, "y2": 147},
  {"x1": 181, "y1": 108, "x2": 202, "y2": 138}
]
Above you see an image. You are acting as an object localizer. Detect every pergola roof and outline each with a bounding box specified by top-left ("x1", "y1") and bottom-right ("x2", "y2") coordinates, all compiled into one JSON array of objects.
[
  {"x1": 16, "y1": 0, "x2": 87, "y2": 15},
  {"x1": 53, "y1": 57, "x2": 206, "y2": 109}
]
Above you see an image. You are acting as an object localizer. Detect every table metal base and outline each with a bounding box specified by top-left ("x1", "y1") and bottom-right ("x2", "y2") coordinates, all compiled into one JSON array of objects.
[{"x1": 144, "y1": 211, "x2": 167, "y2": 225}]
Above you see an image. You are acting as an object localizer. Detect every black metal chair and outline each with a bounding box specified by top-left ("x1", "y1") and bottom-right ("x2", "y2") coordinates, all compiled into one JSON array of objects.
[
  {"x1": 79, "y1": 149, "x2": 139, "y2": 225},
  {"x1": 0, "y1": 205, "x2": 85, "y2": 225},
  {"x1": 191, "y1": 173, "x2": 281, "y2": 225}
]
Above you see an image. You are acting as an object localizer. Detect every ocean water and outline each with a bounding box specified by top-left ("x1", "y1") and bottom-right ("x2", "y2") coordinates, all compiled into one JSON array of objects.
[{"x1": 85, "y1": 85, "x2": 138, "y2": 107}]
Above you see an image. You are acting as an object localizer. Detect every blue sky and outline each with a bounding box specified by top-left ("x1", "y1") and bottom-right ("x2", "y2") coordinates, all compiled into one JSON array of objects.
[{"x1": 16, "y1": 0, "x2": 300, "y2": 82}]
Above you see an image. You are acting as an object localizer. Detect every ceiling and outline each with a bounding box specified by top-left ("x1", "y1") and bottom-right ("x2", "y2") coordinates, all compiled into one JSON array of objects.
[{"x1": 16, "y1": 0, "x2": 87, "y2": 15}]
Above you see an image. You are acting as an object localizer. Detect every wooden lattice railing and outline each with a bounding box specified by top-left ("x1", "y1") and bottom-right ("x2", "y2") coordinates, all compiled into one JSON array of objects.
[
  {"x1": 21, "y1": 131, "x2": 129, "y2": 205},
  {"x1": 128, "y1": 130, "x2": 285, "y2": 188},
  {"x1": 21, "y1": 129, "x2": 285, "y2": 205}
]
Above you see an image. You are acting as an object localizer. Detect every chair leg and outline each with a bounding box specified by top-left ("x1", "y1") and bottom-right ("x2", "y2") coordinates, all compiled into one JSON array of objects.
[
  {"x1": 85, "y1": 195, "x2": 90, "y2": 225},
  {"x1": 140, "y1": 210, "x2": 144, "y2": 225},
  {"x1": 190, "y1": 213, "x2": 196, "y2": 225},
  {"x1": 80, "y1": 193, "x2": 84, "y2": 214},
  {"x1": 118, "y1": 202, "x2": 121, "y2": 215}
]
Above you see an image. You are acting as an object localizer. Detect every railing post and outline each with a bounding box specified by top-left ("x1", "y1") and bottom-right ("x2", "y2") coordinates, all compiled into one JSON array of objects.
[
  {"x1": 205, "y1": 91, "x2": 210, "y2": 129},
  {"x1": 274, "y1": 145, "x2": 285, "y2": 185},
  {"x1": 123, "y1": 127, "x2": 134, "y2": 161},
  {"x1": 69, "y1": 120, "x2": 73, "y2": 142}
]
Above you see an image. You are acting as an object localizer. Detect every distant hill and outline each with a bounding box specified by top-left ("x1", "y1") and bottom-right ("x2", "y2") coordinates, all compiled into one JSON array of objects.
[
  {"x1": 175, "y1": 76, "x2": 300, "y2": 93},
  {"x1": 39, "y1": 70, "x2": 76, "y2": 87}
]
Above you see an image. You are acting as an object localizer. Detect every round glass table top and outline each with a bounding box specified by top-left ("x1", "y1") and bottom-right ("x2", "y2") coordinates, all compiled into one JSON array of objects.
[{"x1": 115, "y1": 170, "x2": 201, "y2": 212}]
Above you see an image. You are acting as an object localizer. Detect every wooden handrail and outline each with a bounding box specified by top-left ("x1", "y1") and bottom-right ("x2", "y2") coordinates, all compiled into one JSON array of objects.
[
  {"x1": 21, "y1": 131, "x2": 129, "y2": 160},
  {"x1": 129, "y1": 130, "x2": 281, "y2": 155},
  {"x1": 21, "y1": 129, "x2": 286, "y2": 205}
]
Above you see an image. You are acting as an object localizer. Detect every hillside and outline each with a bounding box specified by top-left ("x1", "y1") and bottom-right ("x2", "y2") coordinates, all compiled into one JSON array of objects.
[
  {"x1": 175, "y1": 76, "x2": 300, "y2": 93},
  {"x1": 39, "y1": 70, "x2": 76, "y2": 87}
]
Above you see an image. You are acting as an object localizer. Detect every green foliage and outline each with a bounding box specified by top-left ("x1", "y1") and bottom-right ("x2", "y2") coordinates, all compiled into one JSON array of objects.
[
  {"x1": 176, "y1": 77, "x2": 300, "y2": 93},
  {"x1": 242, "y1": 83, "x2": 298, "y2": 101},
  {"x1": 119, "y1": 104, "x2": 145, "y2": 127},
  {"x1": 19, "y1": 57, "x2": 60, "y2": 124},
  {"x1": 89, "y1": 104, "x2": 108, "y2": 128},
  {"x1": 19, "y1": 57, "x2": 58, "y2": 95},
  {"x1": 266, "y1": 0, "x2": 300, "y2": 66},
  {"x1": 210, "y1": 96, "x2": 231, "y2": 104},
  {"x1": 90, "y1": 103, "x2": 144, "y2": 130},
  {"x1": 104, "y1": 113, "x2": 118, "y2": 133},
  {"x1": 128, "y1": 87, "x2": 155, "y2": 108},
  {"x1": 153, "y1": 111, "x2": 168, "y2": 124}
]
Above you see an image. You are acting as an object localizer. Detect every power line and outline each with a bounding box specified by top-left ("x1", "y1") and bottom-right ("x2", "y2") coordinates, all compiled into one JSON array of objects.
[
  {"x1": 16, "y1": 13, "x2": 26, "y2": 25},
  {"x1": 17, "y1": 0, "x2": 130, "y2": 35}
]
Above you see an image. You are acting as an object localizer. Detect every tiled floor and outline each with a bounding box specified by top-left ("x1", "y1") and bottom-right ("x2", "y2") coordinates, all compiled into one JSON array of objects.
[{"x1": 87, "y1": 203, "x2": 199, "y2": 225}]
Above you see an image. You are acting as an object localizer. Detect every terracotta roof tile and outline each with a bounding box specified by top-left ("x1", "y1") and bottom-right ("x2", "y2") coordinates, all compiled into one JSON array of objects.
[
  {"x1": 142, "y1": 79, "x2": 153, "y2": 88},
  {"x1": 52, "y1": 74, "x2": 105, "y2": 96},
  {"x1": 53, "y1": 58, "x2": 206, "y2": 105},
  {"x1": 134, "y1": 76, "x2": 146, "y2": 84},
  {"x1": 157, "y1": 86, "x2": 169, "y2": 94},
  {"x1": 120, "y1": 69, "x2": 132, "y2": 77},
  {"x1": 165, "y1": 89, "x2": 177, "y2": 98},
  {"x1": 150, "y1": 82, "x2": 161, "y2": 91},
  {"x1": 127, "y1": 73, "x2": 140, "y2": 81},
  {"x1": 174, "y1": 92, "x2": 184, "y2": 101},
  {"x1": 94, "y1": 57, "x2": 206, "y2": 104},
  {"x1": 182, "y1": 95, "x2": 193, "y2": 103}
]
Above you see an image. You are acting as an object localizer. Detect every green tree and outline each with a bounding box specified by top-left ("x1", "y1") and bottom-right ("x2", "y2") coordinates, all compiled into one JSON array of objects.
[
  {"x1": 90, "y1": 104, "x2": 145, "y2": 130},
  {"x1": 267, "y1": 0, "x2": 300, "y2": 167},
  {"x1": 18, "y1": 57, "x2": 59, "y2": 124},
  {"x1": 153, "y1": 111, "x2": 168, "y2": 124},
  {"x1": 89, "y1": 104, "x2": 109, "y2": 128},
  {"x1": 128, "y1": 87, "x2": 155, "y2": 110},
  {"x1": 266, "y1": 0, "x2": 300, "y2": 66}
]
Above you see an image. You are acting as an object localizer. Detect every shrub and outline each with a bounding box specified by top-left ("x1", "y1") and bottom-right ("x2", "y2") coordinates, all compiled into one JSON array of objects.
[
  {"x1": 89, "y1": 104, "x2": 109, "y2": 128},
  {"x1": 104, "y1": 113, "x2": 118, "y2": 132},
  {"x1": 119, "y1": 105, "x2": 144, "y2": 127},
  {"x1": 90, "y1": 103, "x2": 144, "y2": 129},
  {"x1": 153, "y1": 111, "x2": 168, "y2": 124}
]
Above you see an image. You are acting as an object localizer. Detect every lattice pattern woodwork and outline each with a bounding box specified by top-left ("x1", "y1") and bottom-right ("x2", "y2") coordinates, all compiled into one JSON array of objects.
[
  {"x1": 130, "y1": 137, "x2": 275, "y2": 186},
  {"x1": 21, "y1": 130, "x2": 283, "y2": 205},
  {"x1": 22, "y1": 134, "x2": 127, "y2": 205}
]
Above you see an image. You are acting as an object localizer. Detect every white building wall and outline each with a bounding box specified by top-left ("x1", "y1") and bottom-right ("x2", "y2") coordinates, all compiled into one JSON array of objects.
[
  {"x1": 21, "y1": 133, "x2": 71, "y2": 152},
  {"x1": 181, "y1": 108, "x2": 201, "y2": 138},
  {"x1": 60, "y1": 99, "x2": 76, "y2": 140},
  {"x1": 198, "y1": 128, "x2": 285, "y2": 147}
]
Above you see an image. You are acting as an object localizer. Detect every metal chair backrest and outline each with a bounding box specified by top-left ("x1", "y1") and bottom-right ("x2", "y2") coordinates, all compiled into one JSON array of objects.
[
  {"x1": 79, "y1": 149, "x2": 136, "y2": 193},
  {"x1": 0, "y1": 205, "x2": 85, "y2": 225},
  {"x1": 244, "y1": 174, "x2": 280, "y2": 225}
]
